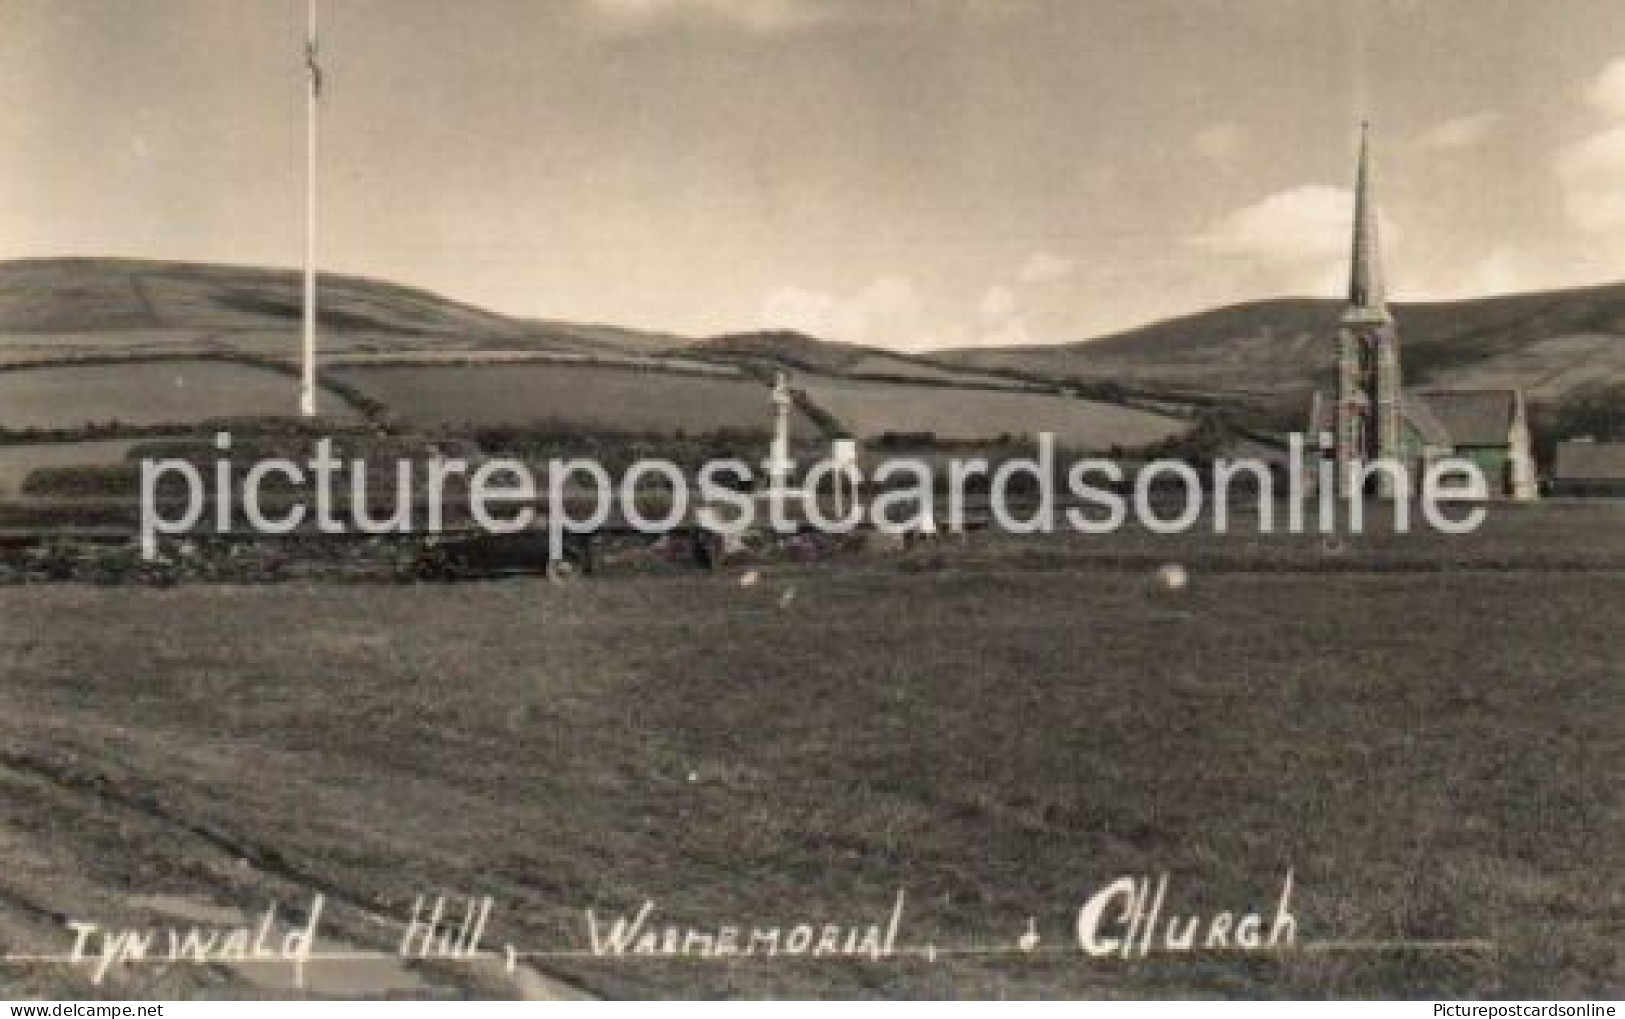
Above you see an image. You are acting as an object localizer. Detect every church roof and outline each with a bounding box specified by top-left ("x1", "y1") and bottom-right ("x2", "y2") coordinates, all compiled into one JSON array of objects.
[
  {"x1": 1399, "y1": 391, "x2": 1453, "y2": 448},
  {"x1": 1310, "y1": 387, "x2": 1522, "y2": 449},
  {"x1": 1553, "y1": 441, "x2": 1625, "y2": 481},
  {"x1": 1415, "y1": 389, "x2": 1520, "y2": 446}
]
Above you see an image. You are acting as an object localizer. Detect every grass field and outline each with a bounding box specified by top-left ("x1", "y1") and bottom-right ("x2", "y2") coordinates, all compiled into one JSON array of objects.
[
  {"x1": 0, "y1": 330, "x2": 223, "y2": 365},
  {"x1": 797, "y1": 377, "x2": 1188, "y2": 448},
  {"x1": 0, "y1": 362, "x2": 359, "y2": 430},
  {"x1": 835, "y1": 354, "x2": 1030, "y2": 389},
  {"x1": 0, "y1": 511, "x2": 1617, "y2": 999},
  {"x1": 0, "y1": 437, "x2": 190, "y2": 497},
  {"x1": 330, "y1": 364, "x2": 819, "y2": 436}
]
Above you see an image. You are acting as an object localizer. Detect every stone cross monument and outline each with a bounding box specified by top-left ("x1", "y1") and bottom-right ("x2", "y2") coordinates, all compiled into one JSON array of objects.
[{"x1": 767, "y1": 370, "x2": 794, "y2": 495}]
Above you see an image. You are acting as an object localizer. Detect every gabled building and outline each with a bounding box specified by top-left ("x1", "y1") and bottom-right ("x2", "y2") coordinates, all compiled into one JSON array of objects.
[
  {"x1": 1551, "y1": 440, "x2": 1625, "y2": 497},
  {"x1": 1308, "y1": 125, "x2": 1538, "y2": 500}
]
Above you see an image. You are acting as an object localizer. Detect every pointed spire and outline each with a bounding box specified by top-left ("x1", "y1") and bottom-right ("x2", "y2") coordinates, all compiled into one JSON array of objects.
[{"x1": 1346, "y1": 121, "x2": 1390, "y2": 321}]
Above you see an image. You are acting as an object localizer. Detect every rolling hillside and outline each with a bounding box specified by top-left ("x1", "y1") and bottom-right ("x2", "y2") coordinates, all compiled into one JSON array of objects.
[
  {"x1": 0, "y1": 258, "x2": 789, "y2": 445},
  {"x1": 0, "y1": 260, "x2": 1194, "y2": 454},
  {"x1": 5, "y1": 257, "x2": 1621, "y2": 447},
  {"x1": 939, "y1": 286, "x2": 1625, "y2": 404},
  {"x1": 0, "y1": 257, "x2": 682, "y2": 360}
]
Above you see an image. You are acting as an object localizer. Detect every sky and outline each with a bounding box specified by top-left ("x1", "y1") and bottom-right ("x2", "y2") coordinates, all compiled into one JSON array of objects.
[{"x1": 7, "y1": 0, "x2": 1625, "y2": 349}]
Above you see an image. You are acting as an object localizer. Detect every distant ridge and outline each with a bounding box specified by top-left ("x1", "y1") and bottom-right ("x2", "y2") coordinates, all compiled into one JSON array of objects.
[
  {"x1": 4, "y1": 257, "x2": 1619, "y2": 430},
  {"x1": 0, "y1": 258, "x2": 1189, "y2": 451},
  {"x1": 935, "y1": 285, "x2": 1625, "y2": 403}
]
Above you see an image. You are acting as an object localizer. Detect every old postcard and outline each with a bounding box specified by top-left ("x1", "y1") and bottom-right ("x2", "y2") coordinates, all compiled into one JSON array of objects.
[{"x1": 0, "y1": 0, "x2": 1619, "y2": 1005}]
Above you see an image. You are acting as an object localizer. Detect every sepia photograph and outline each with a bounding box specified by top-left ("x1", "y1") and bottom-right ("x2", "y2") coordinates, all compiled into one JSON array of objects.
[{"x1": 0, "y1": 0, "x2": 1619, "y2": 1005}]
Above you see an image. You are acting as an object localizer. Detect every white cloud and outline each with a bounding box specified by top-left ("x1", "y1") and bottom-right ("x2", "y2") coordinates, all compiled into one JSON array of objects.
[
  {"x1": 1406, "y1": 246, "x2": 1533, "y2": 301},
  {"x1": 1415, "y1": 111, "x2": 1500, "y2": 151},
  {"x1": 973, "y1": 314, "x2": 1033, "y2": 348},
  {"x1": 758, "y1": 275, "x2": 1049, "y2": 350},
  {"x1": 1584, "y1": 57, "x2": 1625, "y2": 117},
  {"x1": 1187, "y1": 185, "x2": 1409, "y2": 299},
  {"x1": 1554, "y1": 59, "x2": 1625, "y2": 234},
  {"x1": 1188, "y1": 185, "x2": 1359, "y2": 262},
  {"x1": 970, "y1": 284, "x2": 1035, "y2": 347},
  {"x1": 1537, "y1": 57, "x2": 1625, "y2": 280},
  {"x1": 758, "y1": 275, "x2": 929, "y2": 347},
  {"x1": 979, "y1": 284, "x2": 1017, "y2": 321},
  {"x1": 1193, "y1": 122, "x2": 1245, "y2": 165},
  {"x1": 1557, "y1": 125, "x2": 1625, "y2": 231},
  {"x1": 585, "y1": 0, "x2": 831, "y2": 34},
  {"x1": 1016, "y1": 251, "x2": 1075, "y2": 284}
]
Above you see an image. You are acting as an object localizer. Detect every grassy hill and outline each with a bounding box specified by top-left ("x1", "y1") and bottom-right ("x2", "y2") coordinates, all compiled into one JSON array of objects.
[
  {"x1": 0, "y1": 257, "x2": 683, "y2": 358},
  {"x1": 0, "y1": 262, "x2": 1193, "y2": 454},
  {"x1": 0, "y1": 258, "x2": 770, "y2": 440},
  {"x1": 8, "y1": 258, "x2": 1624, "y2": 418},
  {"x1": 938, "y1": 286, "x2": 1625, "y2": 406}
]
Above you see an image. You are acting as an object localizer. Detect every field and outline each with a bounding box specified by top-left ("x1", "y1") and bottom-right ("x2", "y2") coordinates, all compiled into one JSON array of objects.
[
  {"x1": 0, "y1": 508, "x2": 1618, "y2": 999},
  {"x1": 797, "y1": 377, "x2": 1189, "y2": 448},
  {"x1": 0, "y1": 330, "x2": 221, "y2": 365},
  {"x1": 0, "y1": 362, "x2": 359, "y2": 430},
  {"x1": 329, "y1": 363, "x2": 820, "y2": 436},
  {"x1": 0, "y1": 438, "x2": 186, "y2": 497},
  {"x1": 838, "y1": 353, "x2": 1029, "y2": 388}
]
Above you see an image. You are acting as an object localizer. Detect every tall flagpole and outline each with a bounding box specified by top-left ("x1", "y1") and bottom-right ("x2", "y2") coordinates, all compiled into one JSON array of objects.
[{"x1": 300, "y1": 0, "x2": 320, "y2": 418}]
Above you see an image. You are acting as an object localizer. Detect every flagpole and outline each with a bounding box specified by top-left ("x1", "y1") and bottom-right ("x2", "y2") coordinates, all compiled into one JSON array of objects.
[{"x1": 299, "y1": 0, "x2": 319, "y2": 418}]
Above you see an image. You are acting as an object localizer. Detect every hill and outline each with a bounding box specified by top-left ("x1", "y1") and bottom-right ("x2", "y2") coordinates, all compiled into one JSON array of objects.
[
  {"x1": 0, "y1": 260, "x2": 1191, "y2": 459},
  {"x1": 0, "y1": 258, "x2": 775, "y2": 443},
  {"x1": 937, "y1": 285, "x2": 1625, "y2": 406},
  {"x1": 0, "y1": 257, "x2": 686, "y2": 360}
]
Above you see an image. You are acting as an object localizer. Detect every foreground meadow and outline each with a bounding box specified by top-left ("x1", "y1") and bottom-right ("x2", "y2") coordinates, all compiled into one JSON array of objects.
[{"x1": 0, "y1": 529, "x2": 1618, "y2": 998}]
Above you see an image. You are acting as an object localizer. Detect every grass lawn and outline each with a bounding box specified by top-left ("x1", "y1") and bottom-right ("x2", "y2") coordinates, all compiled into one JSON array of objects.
[
  {"x1": 328, "y1": 363, "x2": 820, "y2": 438},
  {"x1": 0, "y1": 361, "x2": 360, "y2": 430},
  {"x1": 0, "y1": 531, "x2": 1617, "y2": 998},
  {"x1": 797, "y1": 376, "x2": 1187, "y2": 448}
]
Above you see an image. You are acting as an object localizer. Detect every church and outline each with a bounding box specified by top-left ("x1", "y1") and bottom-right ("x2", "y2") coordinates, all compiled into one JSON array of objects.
[{"x1": 1307, "y1": 126, "x2": 1539, "y2": 500}]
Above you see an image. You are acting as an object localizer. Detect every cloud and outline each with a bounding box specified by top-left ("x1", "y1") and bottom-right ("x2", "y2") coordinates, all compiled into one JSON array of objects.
[
  {"x1": 1188, "y1": 184, "x2": 1359, "y2": 262},
  {"x1": 1016, "y1": 251, "x2": 1075, "y2": 284},
  {"x1": 585, "y1": 0, "x2": 832, "y2": 34},
  {"x1": 973, "y1": 314, "x2": 1033, "y2": 347},
  {"x1": 1584, "y1": 57, "x2": 1625, "y2": 117},
  {"x1": 1556, "y1": 125, "x2": 1625, "y2": 230},
  {"x1": 758, "y1": 275, "x2": 1047, "y2": 350},
  {"x1": 1415, "y1": 111, "x2": 1500, "y2": 151},
  {"x1": 969, "y1": 284, "x2": 1035, "y2": 347},
  {"x1": 1192, "y1": 122, "x2": 1245, "y2": 165},
  {"x1": 1405, "y1": 246, "x2": 1535, "y2": 301},
  {"x1": 1557, "y1": 60, "x2": 1625, "y2": 232},
  {"x1": 758, "y1": 275, "x2": 929, "y2": 347},
  {"x1": 1187, "y1": 184, "x2": 1409, "y2": 299},
  {"x1": 979, "y1": 284, "x2": 1017, "y2": 321}
]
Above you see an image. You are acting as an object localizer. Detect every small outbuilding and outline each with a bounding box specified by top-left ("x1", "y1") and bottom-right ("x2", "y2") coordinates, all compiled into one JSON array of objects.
[{"x1": 1549, "y1": 440, "x2": 1625, "y2": 497}]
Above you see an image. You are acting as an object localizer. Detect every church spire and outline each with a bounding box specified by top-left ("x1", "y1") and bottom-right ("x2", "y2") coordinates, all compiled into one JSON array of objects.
[{"x1": 1346, "y1": 121, "x2": 1390, "y2": 321}]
